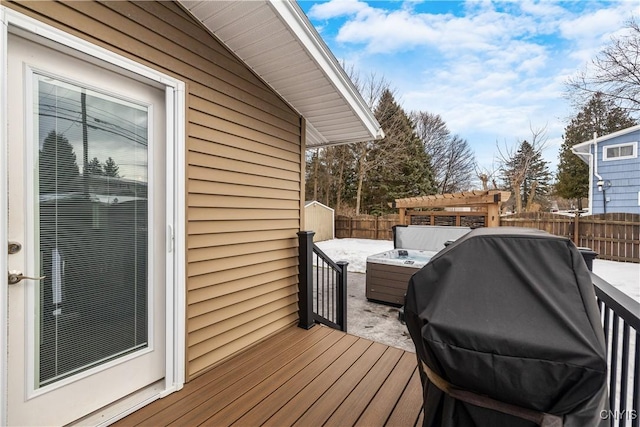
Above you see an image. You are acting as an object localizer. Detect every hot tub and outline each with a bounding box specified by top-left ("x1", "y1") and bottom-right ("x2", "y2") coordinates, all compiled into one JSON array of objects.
[{"x1": 366, "y1": 249, "x2": 436, "y2": 306}]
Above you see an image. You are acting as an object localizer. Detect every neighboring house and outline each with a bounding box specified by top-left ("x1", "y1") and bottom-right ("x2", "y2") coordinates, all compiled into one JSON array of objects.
[
  {"x1": 572, "y1": 124, "x2": 640, "y2": 214},
  {"x1": 0, "y1": 1, "x2": 383, "y2": 425}
]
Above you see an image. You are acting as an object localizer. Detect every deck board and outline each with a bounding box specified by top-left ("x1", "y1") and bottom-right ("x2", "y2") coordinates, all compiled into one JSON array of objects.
[
  {"x1": 322, "y1": 346, "x2": 405, "y2": 426},
  {"x1": 355, "y1": 351, "x2": 420, "y2": 426},
  {"x1": 113, "y1": 325, "x2": 423, "y2": 427},
  {"x1": 230, "y1": 334, "x2": 360, "y2": 426}
]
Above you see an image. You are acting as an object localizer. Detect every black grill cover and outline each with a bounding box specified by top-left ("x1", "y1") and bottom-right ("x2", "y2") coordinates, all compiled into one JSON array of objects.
[{"x1": 404, "y1": 227, "x2": 608, "y2": 427}]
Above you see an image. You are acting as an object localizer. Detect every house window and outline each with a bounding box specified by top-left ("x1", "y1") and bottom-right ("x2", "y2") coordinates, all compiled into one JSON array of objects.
[{"x1": 603, "y1": 142, "x2": 637, "y2": 161}]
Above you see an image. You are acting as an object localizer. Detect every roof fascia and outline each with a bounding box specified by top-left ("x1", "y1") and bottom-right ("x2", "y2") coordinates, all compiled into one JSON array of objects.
[
  {"x1": 576, "y1": 124, "x2": 640, "y2": 146},
  {"x1": 268, "y1": 0, "x2": 384, "y2": 141}
]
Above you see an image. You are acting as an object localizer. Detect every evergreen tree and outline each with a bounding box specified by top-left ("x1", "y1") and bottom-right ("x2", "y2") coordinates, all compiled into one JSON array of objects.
[
  {"x1": 103, "y1": 157, "x2": 120, "y2": 178},
  {"x1": 501, "y1": 139, "x2": 552, "y2": 212},
  {"x1": 39, "y1": 130, "x2": 80, "y2": 194},
  {"x1": 556, "y1": 93, "x2": 637, "y2": 208},
  {"x1": 365, "y1": 90, "x2": 434, "y2": 213},
  {"x1": 521, "y1": 142, "x2": 552, "y2": 208},
  {"x1": 86, "y1": 157, "x2": 103, "y2": 176}
]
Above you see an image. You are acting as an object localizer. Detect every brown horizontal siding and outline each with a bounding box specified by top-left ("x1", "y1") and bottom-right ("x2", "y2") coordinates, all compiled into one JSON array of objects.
[
  {"x1": 188, "y1": 276, "x2": 299, "y2": 318},
  {"x1": 5, "y1": 1, "x2": 304, "y2": 380},
  {"x1": 187, "y1": 239, "x2": 298, "y2": 263},
  {"x1": 188, "y1": 258, "x2": 299, "y2": 291},
  {"x1": 189, "y1": 83, "x2": 301, "y2": 139},
  {"x1": 188, "y1": 134, "x2": 299, "y2": 173},
  {"x1": 189, "y1": 312, "x2": 299, "y2": 376},
  {"x1": 189, "y1": 119, "x2": 299, "y2": 161},
  {"x1": 188, "y1": 229, "x2": 299, "y2": 249},
  {"x1": 188, "y1": 219, "x2": 300, "y2": 235},
  {"x1": 188, "y1": 206, "x2": 300, "y2": 221},
  {"x1": 188, "y1": 293, "x2": 298, "y2": 345},
  {"x1": 188, "y1": 267, "x2": 299, "y2": 305},
  {"x1": 189, "y1": 133, "x2": 299, "y2": 166},
  {"x1": 188, "y1": 248, "x2": 299, "y2": 277},
  {"x1": 189, "y1": 166, "x2": 300, "y2": 191},
  {"x1": 188, "y1": 150, "x2": 299, "y2": 182},
  {"x1": 188, "y1": 181, "x2": 299, "y2": 201},
  {"x1": 190, "y1": 93, "x2": 301, "y2": 148}
]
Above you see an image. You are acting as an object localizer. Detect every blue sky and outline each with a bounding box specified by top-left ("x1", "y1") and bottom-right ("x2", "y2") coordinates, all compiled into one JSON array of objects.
[{"x1": 298, "y1": 0, "x2": 639, "y2": 175}]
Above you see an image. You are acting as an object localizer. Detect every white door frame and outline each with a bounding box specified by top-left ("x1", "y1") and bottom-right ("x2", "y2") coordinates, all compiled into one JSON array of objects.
[{"x1": 0, "y1": 7, "x2": 186, "y2": 425}]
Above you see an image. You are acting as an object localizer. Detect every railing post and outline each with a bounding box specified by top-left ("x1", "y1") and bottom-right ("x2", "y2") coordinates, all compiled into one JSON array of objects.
[
  {"x1": 578, "y1": 247, "x2": 598, "y2": 271},
  {"x1": 298, "y1": 231, "x2": 315, "y2": 329},
  {"x1": 336, "y1": 261, "x2": 348, "y2": 332}
]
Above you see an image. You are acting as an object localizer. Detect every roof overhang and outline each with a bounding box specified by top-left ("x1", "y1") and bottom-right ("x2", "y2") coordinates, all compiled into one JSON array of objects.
[
  {"x1": 571, "y1": 140, "x2": 593, "y2": 165},
  {"x1": 178, "y1": 0, "x2": 384, "y2": 149},
  {"x1": 572, "y1": 124, "x2": 640, "y2": 164}
]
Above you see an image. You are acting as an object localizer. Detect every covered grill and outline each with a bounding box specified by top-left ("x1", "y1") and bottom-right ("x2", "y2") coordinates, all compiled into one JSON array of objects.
[{"x1": 404, "y1": 227, "x2": 608, "y2": 427}]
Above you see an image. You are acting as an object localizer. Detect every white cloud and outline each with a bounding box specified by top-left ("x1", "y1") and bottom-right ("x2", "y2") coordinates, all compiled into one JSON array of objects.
[
  {"x1": 560, "y1": 6, "x2": 633, "y2": 41},
  {"x1": 518, "y1": 0, "x2": 569, "y2": 19},
  {"x1": 307, "y1": 0, "x2": 370, "y2": 20},
  {"x1": 335, "y1": 9, "x2": 437, "y2": 52},
  {"x1": 306, "y1": 0, "x2": 637, "y2": 171},
  {"x1": 317, "y1": 0, "x2": 555, "y2": 66}
]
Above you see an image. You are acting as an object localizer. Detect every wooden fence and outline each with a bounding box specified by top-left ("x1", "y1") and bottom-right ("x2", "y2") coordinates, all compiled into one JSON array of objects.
[
  {"x1": 501, "y1": 212, "x2": 640, "y2": 263},
  {"x1": 335, "y1": 215, "x2": 399, "y2": 240},
  {"x1": 335, "y1": 212, "x2": 640, "y2": 263}
]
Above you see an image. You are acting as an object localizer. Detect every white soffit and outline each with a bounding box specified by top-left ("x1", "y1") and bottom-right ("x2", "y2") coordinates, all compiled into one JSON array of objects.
[{"x1": 178, "y1": 0, "x2": 383, "y2": 148}]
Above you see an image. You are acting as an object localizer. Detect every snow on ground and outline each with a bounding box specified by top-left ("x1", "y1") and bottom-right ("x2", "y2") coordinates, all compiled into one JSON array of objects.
[
  {"x1": 316, "y1": 238, "x2": 640, "y2": 303},
  {"x1": 317, "y1": 238, "x2": 393, "y2": 274},
  {"x1": 592, "y1": 259, "x2": 640, "y2": 302}
]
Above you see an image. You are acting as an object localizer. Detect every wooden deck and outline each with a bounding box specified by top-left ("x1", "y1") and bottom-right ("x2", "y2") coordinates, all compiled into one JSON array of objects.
[{"x1": 114, "y1": 325, "x2": 424, "y2": 426}]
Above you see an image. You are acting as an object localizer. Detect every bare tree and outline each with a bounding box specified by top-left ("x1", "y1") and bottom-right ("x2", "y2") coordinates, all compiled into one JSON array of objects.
[
  {"x1": 498, "y1": 143, "x2": 528, "y2": 213},
  {"x1": 413, "y1": 112, "x2": 450, "y2": 155},
  {"x1": 498, "y1": 125, "x2": 551, "y2": 213},
  {"x1": 566, "y1": 17, "x2": 640, "y2": 115},
  {"x1": 412, "y1": 111, "x2": 476, "y2": 193},
  {"x1": 474, "y1": 163, "x2": 500, "y2": 191},
  {"x1": 438, "y1": 135, "x2": 475, "y2": 193}
]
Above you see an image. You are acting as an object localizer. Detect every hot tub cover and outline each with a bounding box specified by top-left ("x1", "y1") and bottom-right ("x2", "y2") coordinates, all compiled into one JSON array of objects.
[{"x1": 404, "y1": 227, "x2": 607, "y2": 427}]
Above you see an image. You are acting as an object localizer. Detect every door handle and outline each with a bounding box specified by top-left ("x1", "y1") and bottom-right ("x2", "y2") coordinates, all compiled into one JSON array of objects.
[{"x1": 8, "y1": 270, "x2": 46, "y2": 285}]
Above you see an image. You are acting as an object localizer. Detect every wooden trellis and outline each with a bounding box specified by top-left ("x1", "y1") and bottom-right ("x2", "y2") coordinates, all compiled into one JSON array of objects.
[{"x1": 392, "y1": 190, "x2": 511, "y2": 228}]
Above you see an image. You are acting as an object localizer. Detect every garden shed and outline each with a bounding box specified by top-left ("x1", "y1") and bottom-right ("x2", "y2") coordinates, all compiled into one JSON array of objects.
[{"x1": 304, "y1": 201, "x2": 335, "y2": 242}]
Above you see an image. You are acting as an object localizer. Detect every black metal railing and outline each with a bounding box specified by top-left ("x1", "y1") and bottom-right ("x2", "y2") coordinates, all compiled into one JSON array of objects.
[
  {"x1": 298, "y1": 231, "x2": 348, "y2": 331},
  {"x1": 592, "y1": 273, "x2": 639, "y2": 427}
]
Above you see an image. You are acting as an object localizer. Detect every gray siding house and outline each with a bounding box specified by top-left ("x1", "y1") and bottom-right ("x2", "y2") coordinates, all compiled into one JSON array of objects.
[{"x1": 573, "y1": 124, "x2": 640, "y2": 214}]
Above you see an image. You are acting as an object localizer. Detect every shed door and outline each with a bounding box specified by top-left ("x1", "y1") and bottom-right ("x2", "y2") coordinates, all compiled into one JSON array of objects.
[{"x1": 6, "y1": 33, "x2": 166, "y2": 426}]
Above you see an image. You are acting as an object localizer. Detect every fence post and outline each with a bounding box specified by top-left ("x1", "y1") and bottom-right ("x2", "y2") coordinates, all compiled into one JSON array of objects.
[
  {"x1": 573, "y1": 211, "x2": 580, "y2": 246},
  {"x1": 297, "y1": 231, "x2": 315, "y2": 329},
  {"x1": 375, "y1": 216, "x2": 379, "y2": 240},
  {"x1": 336, "y1": 261, "x2": 349, "y2": 332}
]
